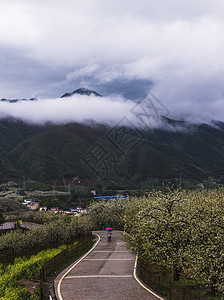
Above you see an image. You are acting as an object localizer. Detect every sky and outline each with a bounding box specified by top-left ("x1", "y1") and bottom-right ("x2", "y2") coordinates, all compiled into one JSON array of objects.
[{"x1": 1, "y1": 0, "x2": 224, "y2": 124}]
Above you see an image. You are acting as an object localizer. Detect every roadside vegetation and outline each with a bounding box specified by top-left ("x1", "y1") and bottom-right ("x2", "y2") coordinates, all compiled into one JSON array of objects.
[
  {"x1": 87, "y1": 197, "x2": 128, "y2": 230},
  {"x1": 0, "y1": 244, "x2": 68, "y2": 300},
  {"x1": 0, "y1": 212, "x2": 93, "y2": 299},
  {"x1": 88, "y1": 188, "x2": 224, "y2": 297},
  {"x1": 1, "y1": 188, "x2": 223, "y2": 299},
  {"x1": 0, "y1": 197, "x2": 28, "y2": 214},
  {"x1": 0, "y1": 213, "x2": 92, "y2": 262}
]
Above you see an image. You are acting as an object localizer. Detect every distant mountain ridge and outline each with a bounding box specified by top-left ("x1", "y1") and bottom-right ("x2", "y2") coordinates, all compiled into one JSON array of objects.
[
  {"x1": 0, "y1": 87, "x2": 102, "y2": 103},
  {"x1": 60, "y1": 88, "x2": 102, "y2": 98},
  {"x1": 0, "y1": 98, "x2": 37, "y2": 103}
]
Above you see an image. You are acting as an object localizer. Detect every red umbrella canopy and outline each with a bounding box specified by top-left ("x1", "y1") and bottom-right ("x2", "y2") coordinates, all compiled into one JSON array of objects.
[{"x1": 105, "y1": 227, "x2": 113, "y2": 230}]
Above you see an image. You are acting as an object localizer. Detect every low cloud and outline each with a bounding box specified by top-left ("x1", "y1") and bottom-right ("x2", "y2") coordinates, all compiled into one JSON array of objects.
[
  {"x1": 0, "y1": 94, "x2": 170, "y2": 128},
  {"x1": 0, "y1": 90, "x2": 223, "y2": 127}
]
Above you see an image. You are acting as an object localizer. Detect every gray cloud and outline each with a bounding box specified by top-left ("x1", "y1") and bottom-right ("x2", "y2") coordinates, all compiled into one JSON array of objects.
[
  {"x1": 0, "y1": 47, "x2": 69, "y2": 99},
  {"x1": 1, "y1": 1, "x2": 224, "y2": 123}
]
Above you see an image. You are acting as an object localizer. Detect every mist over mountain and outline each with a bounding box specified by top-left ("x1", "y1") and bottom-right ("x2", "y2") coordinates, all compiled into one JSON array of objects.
[
  {"x1": 0, "y1": 88, "x2": 223, "y2": 188},
  {"x1": 0, "y1": 88, "x2": 223, "y2": 128},
  {"x1": 0, "y1": 89, "x2": 170, "y2": 128}
]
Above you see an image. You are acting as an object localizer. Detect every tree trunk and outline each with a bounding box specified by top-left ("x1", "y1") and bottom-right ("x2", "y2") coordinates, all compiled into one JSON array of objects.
[
  {"x1": 173, "y1": 265, "x2": 182, "y2": 281},
  {"x1": 211, "y1": 279, "x2": 218, "y2": 295}
]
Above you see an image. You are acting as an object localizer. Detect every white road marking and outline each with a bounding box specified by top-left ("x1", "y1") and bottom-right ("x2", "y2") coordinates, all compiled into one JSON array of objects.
[
  {"x1": 57, "y1": 232, "x2": 165, "y2": 300},
  {"x1": 93, "y1": 251, "x2": 129, "y2": 253},
  {"x1": 133, "y1": 255, "x2": 165, "y2": 300},
  {"x1": 84, "y1": 258, "x2": 133, "y2": 261},
  {"x1": 57, "y1": 234, "x2": 101, "y2": 300},
  {"x1": 65, "y1": 275, "x2": 133, "y2": 279}
]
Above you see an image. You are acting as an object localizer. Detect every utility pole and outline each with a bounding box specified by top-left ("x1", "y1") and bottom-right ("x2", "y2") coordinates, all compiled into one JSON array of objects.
[{"x1": 68, "y1": 183, "x2": 71, "y2": 194}]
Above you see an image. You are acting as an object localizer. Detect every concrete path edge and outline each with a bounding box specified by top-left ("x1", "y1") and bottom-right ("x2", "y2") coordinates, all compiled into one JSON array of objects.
[
  {"x1": 133, "y1": 254, "x2": 165, "y2": 300},
  {"x1": 55, "y1": 233, "x2": 100, "y2": 300},
  {"x1": 55, "y1": 232, "x2": 165, "y2": 300}
]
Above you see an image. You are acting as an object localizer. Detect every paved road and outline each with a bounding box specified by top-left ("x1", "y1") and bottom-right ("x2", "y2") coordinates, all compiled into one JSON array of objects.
[
  {"x1": 0, "y1": 222, "x2": 16, "y2": 230},
  {"x1": 55, "y1": 231, "x2": 163, "y2": 300},
  {"x1": 0, "y1": 221, "x2": 40, "y2": 230}
]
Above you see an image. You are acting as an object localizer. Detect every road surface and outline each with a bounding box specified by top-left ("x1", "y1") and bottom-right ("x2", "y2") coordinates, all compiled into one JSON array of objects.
[
  {"x1": 55, "y1": 231, "x2": 163, "y2": 300},
  {"x1": 0, "y1": 221, "x2": 40, "y2": 230}
]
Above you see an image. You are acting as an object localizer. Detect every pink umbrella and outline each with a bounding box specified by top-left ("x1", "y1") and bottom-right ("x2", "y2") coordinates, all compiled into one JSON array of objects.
[{"x1": 105, "y1": 227, "x2": 113, "y2": 230}]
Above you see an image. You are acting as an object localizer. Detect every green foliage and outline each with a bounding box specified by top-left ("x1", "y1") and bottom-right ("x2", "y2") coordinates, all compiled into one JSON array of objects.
[
  {"x1": 0, "y1": 198, "x2": 28, "y2": 215},
  {"x1": 25, "y1": 182, "x2": 52, "y2": 191},
  {"x1": 87, "y1": 198, "x2": 129, "y2": 230},
  {"x1": 4, "y1": 210, "x2": 45, "y2": 223},
  {"x1": 0, "y1": 214, "x2": 92, "y2": 259},
  {"x1": 29, "y1": 287, "x2": 40, "y2": 300},
  {"x1": 0, "y1": 245, "x2": 65, "y2": 299},
  {"x1": 124, "y1": 189, "x2": 224, "y2": 293},
  {"x1": 1, "y1": 286, "x2": 30, "y2": 300},
  {"x1": 184, "y1": 189, "x2": 224, "y2": 294}
]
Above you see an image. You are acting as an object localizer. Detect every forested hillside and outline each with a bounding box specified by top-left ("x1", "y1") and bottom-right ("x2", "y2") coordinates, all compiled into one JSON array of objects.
[{"x1": 0, "y1": 118, "x2": 224, "y2": 187}]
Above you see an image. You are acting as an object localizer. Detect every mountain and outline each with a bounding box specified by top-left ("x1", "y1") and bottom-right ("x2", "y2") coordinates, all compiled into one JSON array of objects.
[
  {"x1": 0, "y1": 98, "x2": 37, "y2": 103},
  {"x1": 0, "y1": 116, "x2": 224, "y2": 188},
  {"x1": 60, "y1": 88, "x2": 102, "y2": 98},
  {"x1": 0, "y1": 89, "x2": 224, "y2": 188},
  {"x1": 0, "y1": 87, "x2": 101, "y2": 102}
]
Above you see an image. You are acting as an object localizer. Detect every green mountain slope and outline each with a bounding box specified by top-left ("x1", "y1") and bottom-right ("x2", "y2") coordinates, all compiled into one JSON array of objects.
[{"x1": 0, "y1": 118, "x2": 224, "y2": 186}]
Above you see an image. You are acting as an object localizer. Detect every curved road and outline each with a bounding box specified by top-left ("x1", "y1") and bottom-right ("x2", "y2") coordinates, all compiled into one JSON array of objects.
[{"x1": 55, "y1": 231, "x2": 163, "y2": 300}]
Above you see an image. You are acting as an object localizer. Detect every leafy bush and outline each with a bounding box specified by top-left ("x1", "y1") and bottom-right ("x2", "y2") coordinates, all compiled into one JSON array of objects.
[
  {"x1": 87, "y1": 198, "x2": 129, "y2": 230},
  {"x1": 124, "y1": 189, "x2": 224, "y2": 293},
  {"x1": 0, "y1": 214, "x2": 92, "y2": 259},
  {"x1": 1, "y1": 286, "x2": 30, "y2": 300},
  {"x1": 0, "y1": 246, "x2": 65, "y2": 299},
  {"x1": 0, "y1": 198, "x2": 28, "y2": 215}
]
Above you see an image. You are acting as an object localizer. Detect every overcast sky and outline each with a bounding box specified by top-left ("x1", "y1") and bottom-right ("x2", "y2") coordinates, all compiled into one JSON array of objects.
[{"x1": 1, "y1": 0, "x2": 224, "y2": 124}]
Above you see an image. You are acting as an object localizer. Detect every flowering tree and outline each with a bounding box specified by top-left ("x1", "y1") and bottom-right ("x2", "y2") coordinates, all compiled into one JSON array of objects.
[
  {"x1": 184, "y1": 189, "x2": 224, "y2": 293},
  {"x1": 0, "y1": 214, "x2": 93, "y2": 260},
  {"x1": 87, "y1": 198, "x2": 129, "y2": 230},
  {"x1": 125, "y1": 190, "x2": 192, "y2": 280},
  {"x1": 124, "y1": 189, "x2": 224, "y2": 293}
]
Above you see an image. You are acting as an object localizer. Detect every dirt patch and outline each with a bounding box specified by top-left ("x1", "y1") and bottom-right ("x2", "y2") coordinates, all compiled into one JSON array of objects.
[{"x1": 19, "y1": 279, "x2": 40, "y2": 295}]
